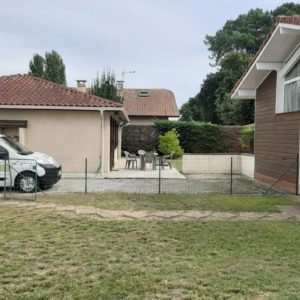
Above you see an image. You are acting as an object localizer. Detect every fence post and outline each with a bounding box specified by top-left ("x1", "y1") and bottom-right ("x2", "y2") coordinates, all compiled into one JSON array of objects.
[
  {"x1": 230, "y1": 157, "x2": 233, "y2": 195},
  {"x1": 4, "y1": 159, "x2": 6, "y2": 199},
  {"x1": 296, "y1": 153, "x2": 299, "y2": 195},
  {"x1": 34, "y1": 160, "x2": 37, "y2": 200},
  {"x1": 158, "y1": 156, "x2": 161, "y2": 195},
  {"x1": 85, "y1": 158, "x2": 88, "y2": 194}
]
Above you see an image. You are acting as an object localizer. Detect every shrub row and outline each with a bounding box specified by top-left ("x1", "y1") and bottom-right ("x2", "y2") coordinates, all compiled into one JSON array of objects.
[{"x1": 154, "y1": 120, "x2": 226, "y2": 153}]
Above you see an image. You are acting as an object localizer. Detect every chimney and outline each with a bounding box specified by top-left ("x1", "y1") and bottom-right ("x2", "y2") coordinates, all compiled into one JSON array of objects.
[
  {"x1": 76, "y1": 80, "x2": 87, "y2": 93},
  {"x1": 116, "y1": 80, "x2": 124, "y2": 91}
]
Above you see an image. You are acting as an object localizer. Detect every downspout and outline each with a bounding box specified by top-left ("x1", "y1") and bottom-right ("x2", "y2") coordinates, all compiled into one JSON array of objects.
[{"x1": 96, "y1": 110, "x2": 105, "y2": 174}]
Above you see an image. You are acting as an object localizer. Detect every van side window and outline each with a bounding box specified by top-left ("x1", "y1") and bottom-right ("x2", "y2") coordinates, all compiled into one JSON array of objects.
[{"x1": 0, "y1": 146, "x2": 8, "y2": 160}]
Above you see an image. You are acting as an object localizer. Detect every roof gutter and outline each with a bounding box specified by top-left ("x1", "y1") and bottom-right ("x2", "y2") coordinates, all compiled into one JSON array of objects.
[
  {"x1": 0, "y1": 105, "x2": 130, "y2": 123},
  {"x1": 231, "y1": 24, "x2": 281, "y2": 99}
]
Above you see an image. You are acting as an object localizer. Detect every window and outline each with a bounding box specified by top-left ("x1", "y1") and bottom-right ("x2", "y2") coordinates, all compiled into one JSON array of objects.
[
  {"x1": 284, "y1": 60, "x2": 300, "y2": 112},
  {"x1": 0, "y1": 145, "x2": 8, "y2": 160},
  {"x1": 139, "y1": 91, "x2": 149, "y2": 97}
]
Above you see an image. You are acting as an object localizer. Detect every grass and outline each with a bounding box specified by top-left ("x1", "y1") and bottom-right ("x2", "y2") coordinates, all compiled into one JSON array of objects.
[
  {"x1": 172, "y1": 157, "x2": 182, "y2": 173},
  {"x1": 1, "y1": 206, "x2": 300, "y2": 299},
  {"x1": 37, "y1": 193, "x2": 295, "y2": 212}
]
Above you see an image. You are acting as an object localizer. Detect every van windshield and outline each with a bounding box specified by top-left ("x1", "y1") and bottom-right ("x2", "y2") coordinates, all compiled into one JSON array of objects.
[{"x1": 1, "y1": 137, "x2": 33, "y2": 155}]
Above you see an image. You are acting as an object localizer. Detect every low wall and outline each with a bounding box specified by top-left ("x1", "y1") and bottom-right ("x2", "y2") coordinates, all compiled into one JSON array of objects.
[
  {"x1": 182, "y1": 154, "x2": 254, "y2": 178},
  {"x1": 241, "y1": 154, "x2": 255, "y2": 178}
]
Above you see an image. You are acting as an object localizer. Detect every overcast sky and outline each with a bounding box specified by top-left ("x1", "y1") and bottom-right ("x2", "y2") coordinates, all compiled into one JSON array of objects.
[{"x1": 0, "y1": 0, "x2": 290, "y2": 107}]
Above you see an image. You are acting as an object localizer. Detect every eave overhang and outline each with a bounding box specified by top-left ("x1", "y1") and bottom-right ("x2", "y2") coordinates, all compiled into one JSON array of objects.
[{"x1": 231, "y1": 23, "x2": 300, "y2": 100}]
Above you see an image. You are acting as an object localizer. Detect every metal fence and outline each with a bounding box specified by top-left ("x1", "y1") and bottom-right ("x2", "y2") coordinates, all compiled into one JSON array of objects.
[{"x1": 0, "y1": 155, "x2": 297, "y2": 199}]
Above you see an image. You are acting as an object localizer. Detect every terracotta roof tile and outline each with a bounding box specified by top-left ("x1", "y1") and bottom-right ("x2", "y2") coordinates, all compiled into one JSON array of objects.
[
  {"x1": 0, "y1": 74, "x2": 122, "y2": 108},
  {"x1": 121, "y1": 88, "x2": 179, "y2": 117},
  {"x1": 232, "y1": 15, "x2": 300, "y2": 95}
]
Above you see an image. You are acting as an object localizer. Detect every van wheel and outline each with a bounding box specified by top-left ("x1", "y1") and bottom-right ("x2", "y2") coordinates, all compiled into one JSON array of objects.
[{"x1": 16, "y1": 172, "x2": 37, "y2": 193}]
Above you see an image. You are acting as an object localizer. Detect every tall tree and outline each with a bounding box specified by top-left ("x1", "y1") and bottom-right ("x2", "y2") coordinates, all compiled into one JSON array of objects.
[
  {"x1": 181, "y1": 2, "x2": 300, "y2": 125},
  {"x1": 204, "y1": 9, "x2": 272, "y2": 66},
  {"x1": 44, "y1": 50, "x2": 66, "y2": 85},
  {"x1": 180, "y1": 72, "x2": 222, "y2": 123},
  {"x1": 28, "y1": 50, "x2": 66, "y2": 85},
  {"x1": 90, "y1": 69, "x2": 122, "y2": 102},
  {"x1": 28, "y1": 54, "x2": 45, "y2": 78}
]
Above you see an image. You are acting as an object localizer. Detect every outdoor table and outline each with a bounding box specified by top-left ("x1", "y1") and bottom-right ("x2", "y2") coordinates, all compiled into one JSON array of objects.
[{"x1": 140, "y1": 153, "x2": 158, "y2": 170}]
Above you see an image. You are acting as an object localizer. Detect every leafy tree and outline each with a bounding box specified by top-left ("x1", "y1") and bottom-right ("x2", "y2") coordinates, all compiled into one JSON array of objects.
[
  {"x1": 90, "y1": 69, "x2": 122, "y2": 102},
  {"x1": 44, "y1": 50, "x2": 66, "y2": 85},
  {"x1": 159, "y1": 129, "x2": 183, "y2": 156},
  {"x1": 180, "y1": 102, "x2": 194, "y2": 121},
  {"x1": 181, "y1": 2, "x2": 300, "y2": 125},
  {"x1": 180, "y1": 72, "x2": 222, "y2": 123},
  {"x1": 204, "y1": 9, "x2": 272, "y2": 66},
  {"x1": 28, "y1": 50, "x2": 66, "y2": 85},
  {"x1": 215, "y1": 52, "x2": 253, "y2": 124},
  {"x1": 29, "y1": 54, "x2": 45, "y2": 78},
  {"x1": 240, "y1": 127, "x2": 255, "y2": 152},
  {"x1": 272, "y1": 2, "x2": 300, "y2": 18}
]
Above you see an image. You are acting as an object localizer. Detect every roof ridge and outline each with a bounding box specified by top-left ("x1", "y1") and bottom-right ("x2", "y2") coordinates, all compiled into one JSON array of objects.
[
  {"x1": 123, "y1": 88, "x2": 173, "y2": 92},
  {"x1": 23, "y1": 74, "x2": 122, "y2": 107},
  {"x1": 0, "y1": 74, "x2": 122, "y2": 107},
  {"x1": 0, "y1": 74, "x2": 124, "y2": 109}
]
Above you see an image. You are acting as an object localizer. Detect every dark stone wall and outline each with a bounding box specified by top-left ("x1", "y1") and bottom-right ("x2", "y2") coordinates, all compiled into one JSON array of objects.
[
  {"x1": 122, "y1": 125, "x2": 159, "y2": 154},
  {"x1": 122, "y1": 124, "x2": 254, "y2": 155}
]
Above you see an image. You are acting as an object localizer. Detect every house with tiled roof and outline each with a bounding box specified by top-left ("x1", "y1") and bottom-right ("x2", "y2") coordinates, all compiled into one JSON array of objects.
[
  {"x1": 119, "y1": 88, "x2": 179, "y2": 153},
  {"x1": 0, "y1": 74, "x2": 129, "y2": 173},
  {"x1": 121, "y1": 88, "x2": 179, "y2": 125},
  {"x1": 232, "y1": 15, "x2": 300, "y2": 193}
]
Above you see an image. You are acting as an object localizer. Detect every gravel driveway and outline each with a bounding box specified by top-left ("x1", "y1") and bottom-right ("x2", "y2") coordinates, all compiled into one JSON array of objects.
[{"x1": 45, "y1": 175, "x2": 267, "y2": 195}]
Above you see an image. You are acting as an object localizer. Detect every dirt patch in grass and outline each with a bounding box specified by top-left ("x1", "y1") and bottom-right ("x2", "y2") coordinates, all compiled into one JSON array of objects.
[{"x1": 36, "y1": 193, "x2": 295, "y2": 213}]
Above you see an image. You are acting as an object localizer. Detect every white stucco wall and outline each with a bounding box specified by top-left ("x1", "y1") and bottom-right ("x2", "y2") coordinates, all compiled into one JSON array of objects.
[
  {"x1": 182, "y1": 154, "x2": 254, "y2": 178},
  {"x1": 0, "y1": 109, "x2": 104, "y2": 173},
  {"x1": 240, "y1": 154, "x2": 255, "y2": 178}
]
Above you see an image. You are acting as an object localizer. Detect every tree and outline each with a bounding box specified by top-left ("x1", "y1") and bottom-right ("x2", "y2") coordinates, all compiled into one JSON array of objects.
[
  {"x1": 272, "y1": 2, "x2": 300, "y2": 18},
  {"x1": 29, "y1": 54, "x2": 45, "y2": 78},
  {"x1": 204, "y1": 9, "x2": 272, "y2": 66},
  {"x1": 90, "y1": 69, "x2": 122, "y2": 102},
  {"x1": 215, "y1": 52, "x2": 253, "y2": 124},
  {"x1": 28, "y1": 50, "x2": 66, "y2": 85},
  {"x1": 44, "y1": 50, "x2": 66, "y2": 85},
  {"x1": 181, "y1": 2, "x2": 300, "y2": 125},
  {"x1": 159, "y1": 129, "x2": 183, "y2": 156},
  {"x1": 180, "y1": 102, "x2": 194, "y2": 121},
  {"x1": 180, "y1": 72, "x2": 222, "y2": 123}
]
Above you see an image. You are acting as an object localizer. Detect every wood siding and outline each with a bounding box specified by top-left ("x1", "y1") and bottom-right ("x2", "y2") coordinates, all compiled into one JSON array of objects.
[{"x1": 255, "y1": 71, "x2": 300, "y2": 192}]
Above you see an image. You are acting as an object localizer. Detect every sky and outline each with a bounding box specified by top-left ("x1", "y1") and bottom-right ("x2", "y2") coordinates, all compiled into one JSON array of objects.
[{"x1": 0, "y1": 0, "x2": 291, "y2": 107}]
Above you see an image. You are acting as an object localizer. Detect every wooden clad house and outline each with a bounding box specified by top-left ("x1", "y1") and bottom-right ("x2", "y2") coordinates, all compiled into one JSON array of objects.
[{"x1": 232, "y1": 16, "x2": 300, "y2": 193}]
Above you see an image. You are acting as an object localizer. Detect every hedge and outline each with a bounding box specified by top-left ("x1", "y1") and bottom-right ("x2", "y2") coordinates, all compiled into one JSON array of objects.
[{"x1": 154, "y1": 120, "x2": 226, "y2": 153}]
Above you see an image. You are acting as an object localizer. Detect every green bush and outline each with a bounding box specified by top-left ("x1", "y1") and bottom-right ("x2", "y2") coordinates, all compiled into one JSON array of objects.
[
  {"x1": 159, "y1": 129, "x2": 183, "y2": 156},
  {"x1": 155, "y1": 120, "x2": 226, "y2": 153},
  {"x1": 239, "y1": 127, "x2": 255, "y2": 152}
]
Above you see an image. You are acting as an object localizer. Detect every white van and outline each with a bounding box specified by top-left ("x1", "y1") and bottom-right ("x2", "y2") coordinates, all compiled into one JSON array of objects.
[{"x1": 0, "y1": 135, "x2": 61, "y2": 193}]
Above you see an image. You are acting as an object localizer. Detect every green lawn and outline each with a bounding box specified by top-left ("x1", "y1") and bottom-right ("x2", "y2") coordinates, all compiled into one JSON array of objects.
[
  {"x1": 37, "y1": 193, "x2": 294, "y2": 212},
  {"x1": 0, "y1": 206, "x2": 300, "y2": 299},
  {"x1": 172, "y1": 157, "x2": 182, "y2": 173}
]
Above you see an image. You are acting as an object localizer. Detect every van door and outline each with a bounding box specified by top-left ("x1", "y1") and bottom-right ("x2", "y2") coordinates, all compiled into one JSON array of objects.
[{"x1": 0, "y1": 145, "x2": 9, "y2": 187}]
